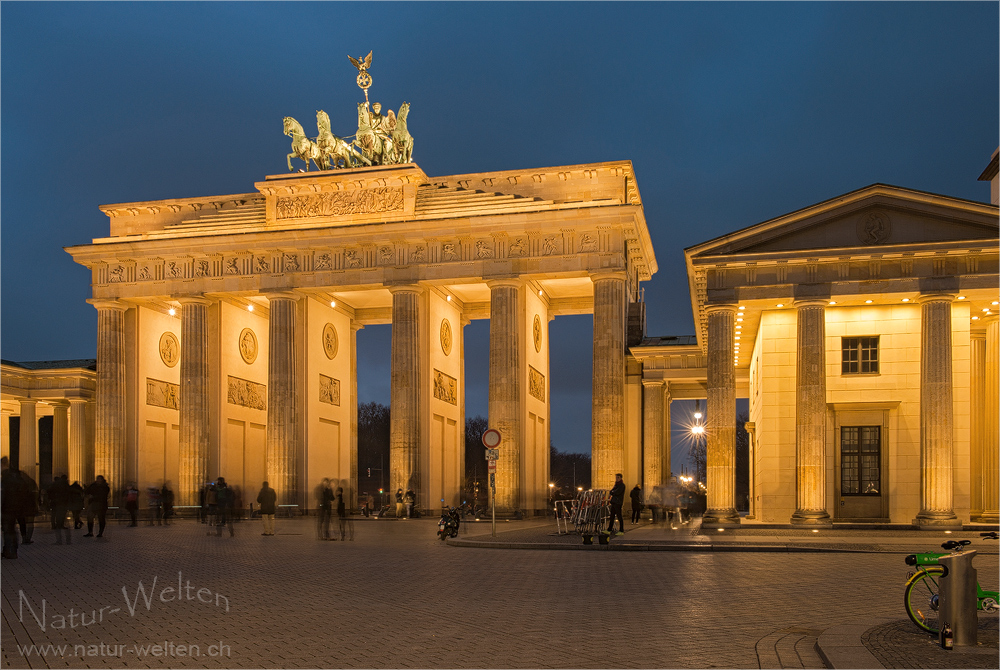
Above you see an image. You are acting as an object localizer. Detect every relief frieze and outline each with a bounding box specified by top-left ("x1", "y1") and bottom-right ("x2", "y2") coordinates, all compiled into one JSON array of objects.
[
  {"x1": 227, "y1": 376, "x2": 267, "y2": 411},
  {"x1": 529, "y1": 366, "x2": 545, "y2": 402},
  {"x1": 319, "y1": 374, "x2": 341, "y2": 406},
  {"x1": 433, "y1": 369, "x2": 458, "y2": 405},
  {"x1": 275, "y1": 187, "x2": 403, "y2": 220},
  {"x1": 146, "y1": 378, "x2": 179, "y2": 410}
]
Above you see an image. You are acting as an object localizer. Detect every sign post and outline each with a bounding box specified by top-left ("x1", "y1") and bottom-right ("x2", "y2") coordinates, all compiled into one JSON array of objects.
[{"x1": 482, "y1": 430, "x2": 501, "y2": 537}]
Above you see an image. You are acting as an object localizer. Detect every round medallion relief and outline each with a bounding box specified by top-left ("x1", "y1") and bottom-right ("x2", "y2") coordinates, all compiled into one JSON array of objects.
[
  {"x1": 533, "y1": 315, "x2": 542, "y2": 353},
  {"x1": 322, "y1": 323, "x2": 339, "y2": 360},
  {"x1": 857, "y1": 210, "x2": 891, "y2": 245},
  {"x1": 239, "y1": 328, "x2": 258, "y2": 364},
  {"x1": 440, "y1": 319, "x2": 453, "y2": 356},
  {"x1": 159, "y1": 332, "x2": 179, "y2": 368}
]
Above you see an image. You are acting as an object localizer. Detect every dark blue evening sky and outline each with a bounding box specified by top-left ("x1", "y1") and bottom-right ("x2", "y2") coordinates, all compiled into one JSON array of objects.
[{"x1": 2, "y1": 3, "x2": 997, "y2": 464}]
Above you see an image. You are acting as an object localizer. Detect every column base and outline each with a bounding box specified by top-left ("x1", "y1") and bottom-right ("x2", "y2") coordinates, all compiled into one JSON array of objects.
[
  {"x1": 913, "y1": 511, "x2": 961, "y2": 530},
  {"x1": 790, "y1": 510, "x2": 832, "y2": 527},
  {"x1": 702, "y1": 509, "x2": 740, "y2": 528},
  {"x1": 971, "y1": 512, "x2": 999, "y2": 524}
]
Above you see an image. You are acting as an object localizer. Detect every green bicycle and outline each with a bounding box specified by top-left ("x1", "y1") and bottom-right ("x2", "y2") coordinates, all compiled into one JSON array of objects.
[{"x1": 903, "y1": 531, "x2": 999, "y2": 634}]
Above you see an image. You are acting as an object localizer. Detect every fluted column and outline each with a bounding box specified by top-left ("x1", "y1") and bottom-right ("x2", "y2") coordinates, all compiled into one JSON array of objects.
[
  {"x1": 703, "y1": 304, "x2": 739, "y2": 526},
  {"x1": 979, "y1": 317, "x2": 999, "y2": 523},
  {"x1": 970, "y1": 329, "x2": 986, "y2": 520},
  {"x1": 91, "y1": 299, "x2": 127, "y2": 498},
  {"x1": 642, "y1": 380, "x2": 668, "y2": 489},
  {"x1": 266, "y1": 292, "x2": 299, "y2": 506},
  {"x1": 791, "y1": 301, "x2": 831, "y2": 525},
  {"x1": 350, "y1": 323, "x2": 362, "y2": 512},
  {"x1": 389, "y1": 287, "x2": 422, "y2": 499},
  {"x1": 51, "y1": 402, "x2": 69, "y2": 479},
  {"x1": 177, "y1": 296, "x2": 211, "y2": 506},
  {"x1": 487, "y1": 280, "x2": 521, "y2": 511},
  {"x1": 18, "y1": 400, "x2": 38, "y2": 481},
  {"x1": 1, "y1": 409, "x2": 10, "y2": 460},
  {"x1": 68, "y1": 398, "x2": 89, "y2": 484},
  {"x1": 592, "y1": 273, "x2": 627, "y2": 490},
  {"x1": 914, "y1": 294, "x2": 959, "y2": 527}
]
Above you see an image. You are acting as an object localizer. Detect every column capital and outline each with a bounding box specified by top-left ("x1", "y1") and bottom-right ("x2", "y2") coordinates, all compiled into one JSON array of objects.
[
  {"x1": 793, "y1": 298, "x2": 829, "y2": 309},
  {"x1": 916, "y1": 293, "x2": 956, "y2": 305},
  {"x1": 263, "y1": 290, "x2": 300, "y2": 302},
  {"x1": 704, "y1": 303, "x2": 737, "y2": 316},
  {"x1": 87, "y1": 298, "x2": 128, "y2": 312},
  {"x1": 67, "y1": 397, "x2": 89, "y2": 406},
  {"x1": 641, "y1": 378, "x2": 665, "y2": 389},
  {"x1": 485, "y1": 278, "x2": 522, "y2": 290},
  {"x1": 50, "y1": 400, "x2": 70, "y2": 409},
  {"x1": 350, "y1": 322, "x2": 365, "y2": 334},
  {"x1": 18, "y1": 398, "x2": 38, "y2": 407},
  {"x1": 589, "y1": 270, "x2": 627, "y2": 283},
  {"x1": 176, "y1": 295, "x2": 213, "y2": 306},
  {"x1": 386, "y1": 284, "x2": 424, "y2": 296}
]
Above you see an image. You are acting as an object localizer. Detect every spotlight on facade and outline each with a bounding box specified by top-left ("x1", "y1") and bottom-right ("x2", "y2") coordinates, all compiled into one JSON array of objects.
[
  {"x1": 902, "y1": 298, "x2": 910, "y2": 302},
  {"x1": 168, "y1": 308, "x2": 176, "y2": 316},
  {"x1": 330, "y1": 300, "x2": 336, "y2": 308},
  {"x1": 694, "y1": 411, "x2": 702, "y2": 420},
  {"x1": 973, "y1": 316, "x2": 980, "y2": 321},
  {"x1": 776, "y1": 303, "x2": 784, "y2": 307},
  {"x1": 865, "y1": 299, "x2": 873, "y2": 303},
  {"x1": 993, "y1": 301, "x2": 999, "y2": 306},
  {"x1": 829, "y1": 301, "x2": 836, "y2": 305},
  {"x1": 958, "y1": 296, "x2": 966, "y2": 300},
  {"x1": 248, "y1": 304, "x2": 254, "y2": 312},
  {"x1": 446, "y1": 295, "x2": 451, "y2": 302},
  {"x1": 538, "y1": 289, "x2": 543, "y2": 296}
]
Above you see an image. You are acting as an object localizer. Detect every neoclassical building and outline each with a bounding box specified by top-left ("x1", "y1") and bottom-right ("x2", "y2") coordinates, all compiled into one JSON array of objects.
[
  {"x1": 57, "y1": 162, "x2": 656, "y2": 512},
  {"x1": 633, "y1": 157, "x2": 999, "y2": 527}
]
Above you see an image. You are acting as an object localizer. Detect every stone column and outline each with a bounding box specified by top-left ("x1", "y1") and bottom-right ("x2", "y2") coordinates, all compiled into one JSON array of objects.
[
  {"x1": 791, "y1": 300, "x2": 831, "y2": 525},
  {"x1": 389, "y1": 286, "x2": 422, "y2": 500},
  {"x1": 52, "y1": 402, "x2": 70, "y2": 479},
  {"x1": 68, "y1": 398, "x2": 89, "y2": 484},
  {"x1": 177, "y1": 296, "x2": 211, "y2": 506},
  {"x1": 979, "y1": 317, "x2": 999, "y2": 523},
  {"x1": 18, "y1": 399, "x2": 38, "y2": 481},
  {"x1": 91, "y1": 299, "x2": 127, "y2": 498},
  {"x1": 970, "y1": 329, "x2": 986, "y2": 520},
  {"x1": 266, "y1": 292, "x2": 299, "y2": 506},
  {"x1": 914, "y1": 294, "x2": 959, "y2": 527},
  {"x1": 592, "y1": 273, "x2": 627, "y2": 490},
  {"x1": 488, "y1": 279, "x2": 521, "y2": 512},
  {"x1": 642, "y1": 380, "x2": 667, "y2": 489},
  {"x1": 1, "y1": 408, "x2": 10, "y2": 460},
  {"x1": 703, "y1": 304, "x2": 740, "y2": 526},
  {"x1": 350, "y1": 323, "x2": 362, "y2": 512}
]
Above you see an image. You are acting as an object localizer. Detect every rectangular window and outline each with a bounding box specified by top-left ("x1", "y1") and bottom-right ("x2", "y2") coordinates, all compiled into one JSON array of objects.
[
  {"x1": 841, "y1": 425, "x2": 880, "y2": 495},
  {"x1": 842, "y1": 336, "x2": 879, "y2": 374}
]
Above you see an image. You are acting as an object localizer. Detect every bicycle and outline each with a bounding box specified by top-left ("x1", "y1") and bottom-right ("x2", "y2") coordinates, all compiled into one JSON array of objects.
[{"x1": 903, "y1": 531, "x2": 999, "y2": 634}]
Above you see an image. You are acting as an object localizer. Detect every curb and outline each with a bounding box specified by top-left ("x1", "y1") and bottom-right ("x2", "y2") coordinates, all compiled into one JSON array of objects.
[
  {"x1": 446, "y1": 538, "x2": 893, "y2": 553},
  {"x1": 816, "y1": 618, "x2": 896, "y2": 669}
]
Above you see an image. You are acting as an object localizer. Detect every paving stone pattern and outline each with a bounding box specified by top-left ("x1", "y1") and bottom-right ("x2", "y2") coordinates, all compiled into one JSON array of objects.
[
  {"x1": 862, "y1": 618, "x2": 999, "y2": 669},
  {"x1": 1, "y1": 517, "x2": 997, "y2": 669}
]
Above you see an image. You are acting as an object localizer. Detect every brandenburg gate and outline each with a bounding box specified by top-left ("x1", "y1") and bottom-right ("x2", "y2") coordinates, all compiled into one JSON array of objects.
[{"x1": 65, "y1": 160, "x2": 657, "y2": 513}]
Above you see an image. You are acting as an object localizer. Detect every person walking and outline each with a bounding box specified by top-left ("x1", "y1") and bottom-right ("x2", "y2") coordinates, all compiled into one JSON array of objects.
[
  {"x1": 146, "y1": 485, "x2": 162, "y2": 526},
  {"x1": 395, "y1": 488, "x2": 404, "y2": 518},
  {"x1": 257, "y1": 481, "x2": 277, "y2": 536},
  {"x1": 608, "y1": 473, "x2": 626, "y2": 535},
  {"x1": 336, "y1": 487, "x2": 351, "y2": 541},
  {"x1": 629, "y1": 484, "x2": 643, "y2": 524},
  {"x1": 124, "y1": 484, "x2": 139, "y2": 527},
  {"x1": 1, "y1": 457, "x2": 24, "y2": 558},
  {"x1": 318, "y1": 479, "x2": 334, "y2": 540},
  {"x1": 215, "y1": 477, "x2": 234, "y2": 537},
  {"x1": 161, "y1": 482, "x2": 174, "y2": 525},
  {"x1": 16, "y1": 469, "x2": 38, "y2": 546},
  {"x1": 404, "y1": 489, "x2": 416, "y2": 519},
  {"x1": 69, "y1": 481, "x2": 85, "y2": 529},
  {"x1": 48, "y1": 475, "x2": 71, "y2": 544},
  {"x1": 666, "y1": 476, "x2": 685, "y2": 529},
  {"x1": 84, "y1": 475, "x2": 110, "y2": 538}
]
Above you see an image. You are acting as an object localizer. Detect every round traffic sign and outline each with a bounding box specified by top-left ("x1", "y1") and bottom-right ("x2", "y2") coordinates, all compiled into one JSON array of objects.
[{"x1": 482, "y1": 428, "x2": 501, "y2": 448}]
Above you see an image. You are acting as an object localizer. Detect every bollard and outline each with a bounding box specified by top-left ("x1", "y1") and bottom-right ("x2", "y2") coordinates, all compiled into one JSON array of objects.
[{"x1": 937, "y1": 549, "x2": 978, "y2": 647}]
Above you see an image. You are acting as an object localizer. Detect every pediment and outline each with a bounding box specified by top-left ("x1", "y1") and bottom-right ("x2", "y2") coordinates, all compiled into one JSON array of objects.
[{"x1": 689, "y1": 185, "x2": 998, "y2": 260}]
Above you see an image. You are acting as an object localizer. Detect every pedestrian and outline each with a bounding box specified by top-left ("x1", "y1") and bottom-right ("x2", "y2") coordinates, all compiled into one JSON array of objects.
[
  {"x1": 404, "y1": 488, "x2": 415, "y2": 519},
  {"x1": 161, "y1": 482, "x2": 174, "y2": 525},
  {"x1": 16, "y1": 469, "x2": 38, "y2": 545},
  {"x1": 215, "y1": 477, "x2": 234, "y2": 537},
  {"x1": 608, "y1": 473, "x2": 625, "y2": 535},
  {"x1": 319, "y1": 479, "x2": 334, "y2": 540},
  {"x1": 146, "y1": 485, "x2": 162, "y2": 525},
  {"x1": 667, "y1": 476, "x2": 684, "y2": 529},
  {"x1": 124, "y1": 484, "x2": 139, "y2": 526},
  {"x1": 336, "y1": 487, "x2": 352, "y2": 541},
  {"x1": 198, "y1": 483, "x2": 207, "y2": 524},
  {"x1": 69, "y1": 480, "x2": 85, "y2": 529},
  {"x1": 48, "y1": 475, "x2": 71, "y2": 544},
  {"x1": 395, "y1": 488, "x2": 404, "y2": 518},
  {"x1": 630, "y1": 483, "x2": 643, "y2": 524},
  {"x1": 205, "y1": 482, "x2": 218, "y2": 533},
  {"x1": 1, "y1": 457, "x2": 24, "y2": 558},
  {"x1": 257, "y1": 481, "x2": 277, "y2": 536},
  {"x1": 84, "y1": 475, "x2": 110, "y2": 538}
]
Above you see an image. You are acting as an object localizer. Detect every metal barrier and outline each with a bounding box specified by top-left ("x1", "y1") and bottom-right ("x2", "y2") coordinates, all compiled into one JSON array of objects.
[
  {"x1": 568, "y1": 490, "x2": 609, "y2": 543},
  {"x1": 554, "y1": 500, "x2": 576, "y2": 534}
]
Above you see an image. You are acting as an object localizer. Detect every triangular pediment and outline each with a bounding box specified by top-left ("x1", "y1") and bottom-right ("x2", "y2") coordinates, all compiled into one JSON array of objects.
[{"x1": 688, "y1": 184, "x2": 998, "y2": 260}]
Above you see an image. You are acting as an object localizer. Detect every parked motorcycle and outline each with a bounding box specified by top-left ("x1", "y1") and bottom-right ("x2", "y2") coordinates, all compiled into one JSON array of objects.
[{"x1": 437, "y1": 506, "x2": 460, "y2": 540}]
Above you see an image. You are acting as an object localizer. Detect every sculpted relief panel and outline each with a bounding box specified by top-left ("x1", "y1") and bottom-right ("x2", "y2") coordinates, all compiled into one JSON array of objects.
[
  {"x1": 227, "y1": 376, "x2": 267, "y2": 411},
  {"x1": 433, "y1": 369, "x2": 458, "y2": 406},
  {"x1": 146, "y1": 378, "x2": 179, "y2": 410},
  {"x1": 320, "y1": 374, "x2": 341, "y2": 406},
  {"x1": 239, "y1": 328, "x2": 258, "y2": 364},
  {"x1": 159, "y1": 332, "x2": 179, "y2": 368},
  {"x1": 529, "y1": 366, "x2": 545, "y2": 402},
  {"x1": 275, "y1": 187, "x2": 404, "y2": 220}
]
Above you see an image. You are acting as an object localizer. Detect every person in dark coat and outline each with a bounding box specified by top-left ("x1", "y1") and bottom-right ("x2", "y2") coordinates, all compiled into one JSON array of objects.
[
  {"x1": 69, "y1": 481, "x2": 85, "y2": 529},
  {"x1": 15, "y1": 470, "x2": 38, "y2": 545},
  {"x1": 161, "y1": 482, "x2": 174, "y2": 525},
  {"x1": 318, "y1": 479, "x2": 334, "y2": 540},
  {"x1": 1, "y1": 457, "x2": 24, "y2": 558},
  {"x1": 256, "y1": 481, "x2": 277, "y2": 536},
  {"x1": 608, "y1": 473, "x2": 626, "y2": 535},
  {"x1": 404, "y1": 489, "x2": 416, "y2": 519},
  {"x1": 395, "y1": 488, "x2": 404, "y2": 518},
  {"x1": 215, "y1": 477, "x2": 234, "y2": 537},
  {"x1": 48, "y1": 475, "x2": 71, "y2": 544},
  {"x1": 123, "y1": 484, "x2": 139, "y2": 526},
  {"x1": 336, "y1": 487, "x2": 351, "y2": 541},
  {"x1": 629, "y1": 484, "x2": 644, "y2": 524},
  {"x1": 84, "y1": 476, "x2": 110, "y2": 538}
]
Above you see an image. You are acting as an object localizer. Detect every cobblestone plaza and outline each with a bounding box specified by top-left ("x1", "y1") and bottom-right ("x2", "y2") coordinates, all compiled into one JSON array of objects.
[{"x1": 3, "y1": 518, "x2": 997, "y2": 668}]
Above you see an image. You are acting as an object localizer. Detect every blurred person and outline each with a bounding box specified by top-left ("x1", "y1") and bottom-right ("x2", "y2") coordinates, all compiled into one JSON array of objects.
[
  {"x1": 404, "y1": 488, "x2": 415, "y2": 519},
  {"x1": 124, "y1": 484, "x2": 139, "y2": 527},
  {"x1": 205, "y1": 482, "x2": 218, "y2": 533},
  {"x1": 215, "y1": 477, "x2": 234, "y2": 537},
  {"x1": 257, "y1": 481, "x2": 277, "y2": 536},
  {"x1": 666, "y1": 476, "x2": 684, "y2": 529},
  {"x1": 336, "y1": 487, "x2": 352, "y2": 541},
  {"x1": 319, "y1": 479, "x2": 334, "y2": 540},
  {"x1": 395, "y1": 488, "x2": 404, "y2": 518},
  {"x1": 161, "y1": 482, "x2": 174, "y2": 525},
  {"x1": 84, "y1": 475, "x2": 110, "y2": 538},
  {"x1": 629, "y1": 483, "x2": 643, "y2": 524},
  {"x1": 16, "y1": 469, "x2": 38, "y2": 545},
  {"x1": 146, "y1": 485, "x2": 162, "y2": 526},
  {"x1": 48, "y1": 475, "x2": 71, "y2": 544},
  {"x1": 232, "y1": 485, "x2": 244, "y2": 521},
  {"x1": 608, "y1": 473, "x2": 625, "y2": 535},
  {"x1": 2, "y1": 457, "x2": 24, "y2": 558},
  {"x1": 69, "y1": 480, "x2": 85, "y2": 529}
]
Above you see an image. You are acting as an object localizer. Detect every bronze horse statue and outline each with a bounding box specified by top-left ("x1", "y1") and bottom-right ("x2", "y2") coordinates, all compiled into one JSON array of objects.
[
  {"x1": 283, "y1": 116, "x2": 323, "y2": 171},
  {"x1": 316, "y1": 110, "x2": 369, "y2": 168}
]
